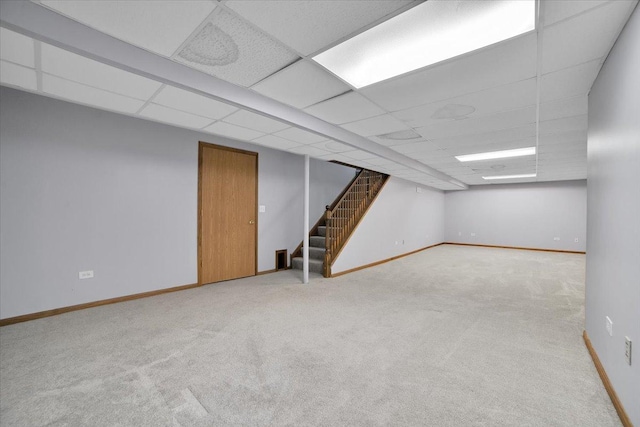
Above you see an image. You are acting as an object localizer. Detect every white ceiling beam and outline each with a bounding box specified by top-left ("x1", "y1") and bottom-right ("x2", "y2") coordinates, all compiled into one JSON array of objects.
[{"x1": 0, "y1": 1, "x2": 467, "y2": 189}]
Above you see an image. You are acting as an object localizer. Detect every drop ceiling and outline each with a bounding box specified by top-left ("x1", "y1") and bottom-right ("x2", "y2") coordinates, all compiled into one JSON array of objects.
[{"x1": 0, "y1": 0, "x2": 637, "y2": 190}]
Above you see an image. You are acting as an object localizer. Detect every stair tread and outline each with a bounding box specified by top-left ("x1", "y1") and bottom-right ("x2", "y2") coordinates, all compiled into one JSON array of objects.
[
  {"x1": 292, "y1": 257, "x2": 323, "y2": 264},
  {"x1": 291, "y1": 257, "x2": 324, "y2": 273}
]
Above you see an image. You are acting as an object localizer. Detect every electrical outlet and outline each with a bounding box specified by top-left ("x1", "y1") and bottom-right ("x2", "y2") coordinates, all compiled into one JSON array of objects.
[
  {"x1": 259, "y1": 205, "x2": 266, "y2": 213},
  {"x1": 416, "y1": 187, "x2": 422, "y2": 193},
  {"x1": 625, "y1": 337, "x2": 632, "y2": 365},
  {"x1": 471, "y1": 232, "x2": 476, "y2": 237},
  {"x1": 606, "y1": 316, "x2": 613, "y2": 336},
  {"x1": 79, "y1": 270, "x2": 94, "y2": 279}
]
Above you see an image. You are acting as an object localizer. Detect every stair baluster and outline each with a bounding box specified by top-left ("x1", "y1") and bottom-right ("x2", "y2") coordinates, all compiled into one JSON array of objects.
[{"x1": 292, "y1": 168, "x2": 389, "y2": 277}]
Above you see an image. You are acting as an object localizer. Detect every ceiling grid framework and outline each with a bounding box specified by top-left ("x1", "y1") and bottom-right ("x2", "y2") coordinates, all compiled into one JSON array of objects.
[{"x1": 1, "y1": 0, "x2": 638, "y2": 190}]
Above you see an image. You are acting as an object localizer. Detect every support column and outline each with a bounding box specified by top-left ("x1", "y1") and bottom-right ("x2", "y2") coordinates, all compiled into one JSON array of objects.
[{"x1": 303, "y1": 155, "x2": 310, "y2": 284}]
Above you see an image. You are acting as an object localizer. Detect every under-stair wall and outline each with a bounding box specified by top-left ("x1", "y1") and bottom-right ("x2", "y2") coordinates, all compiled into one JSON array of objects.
[{"x1": 330, "y1": 177, "x2": 445, "y2": 275}]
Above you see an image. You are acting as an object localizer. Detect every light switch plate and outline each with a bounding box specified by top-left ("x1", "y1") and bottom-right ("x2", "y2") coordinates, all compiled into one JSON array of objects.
[{"x1": 259, "y1": 205, "x2": 266, "y2": 213}]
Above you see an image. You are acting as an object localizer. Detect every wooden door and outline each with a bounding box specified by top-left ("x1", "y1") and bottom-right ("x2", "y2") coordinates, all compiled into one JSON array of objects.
[{"x1": 199, "y1": 142, "x2": 257, "y2": 284}]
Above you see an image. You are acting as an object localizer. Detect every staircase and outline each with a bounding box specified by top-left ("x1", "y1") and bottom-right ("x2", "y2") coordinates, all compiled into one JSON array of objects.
[
  {"x1": 291, "y1": 228, "x2": 327, "y2": 274},
  {"x1": 291, "y1": 168, "x2": 389, "y2": 277}
]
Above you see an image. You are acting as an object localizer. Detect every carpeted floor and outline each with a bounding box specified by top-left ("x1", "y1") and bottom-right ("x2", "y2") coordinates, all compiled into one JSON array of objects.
[{"x1": 0, "y1": 245, "x2": 620, "y2": 426}]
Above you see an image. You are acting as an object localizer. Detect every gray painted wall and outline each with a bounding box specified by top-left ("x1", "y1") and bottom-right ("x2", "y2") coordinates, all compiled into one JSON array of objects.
[
  {"x1": 444, "y1": 181, "x2": 587, "y2": 252},
  {"x1": 0, "y1": 87, "x2": 353, "y2": 319},
  {"x1": 331, "y1": 177, "x2": 444, "y2": 274},
  {"x1": 586, "y1": 5, "x2": 640, "y2": 425}
]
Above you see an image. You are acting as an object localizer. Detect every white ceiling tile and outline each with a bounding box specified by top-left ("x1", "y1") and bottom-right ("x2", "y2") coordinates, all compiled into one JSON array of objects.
[
  {"x1": 541, "y1": 160, "x2": 583, "y2": 168},
  {"x1": 429, "y1": 125, "x2": 537, "y2": 150},
  {"x1": 317, "y1": 153, "x2": 344, "y2": 162},
  {"x1": 342, "y1": 150, "x2": 377, "y2": 160},
  {"x1": 391, "y1": 141, "x2": 444, "y2": 155},
  {"x1": 379, "y1": 163, "x2": 408, "y2": 172},
  {"x1": 223, "y1": 110, "x2": 289, "y2": 133},
  {"x1": 203, "y1": 121, "x2": 264, "y2": 141},
  {"x1": 311, "y1": 140, "x2": 354, "y2": 153},
  {"x1": 540, "y1": 59, "x2": 602, "y2": 102},
  {"x1": 540, "y1": 162, "x2": 587, "y2": 169},
  {"x1": 539, "y1": 115, "x2": 588, "y2": 135},
  {"x1": 415, "y1": 106, "x2": 536, "y2": 140},
  {"x1": 367, "y1": 130, "x2": 425, "y2": 147},
  {"x1": 539, "y1": 130, "x2": 587, "y2": 146},
  {"x1": 542, "y1": 1, "x2": 635, "y2": 73},
  {"x1": 225, "y1": 0, "x2": 412, "y2": 56},
  {"x1": 272, "y1": 127, "x2": 327, "y2": 144},
  {"x1": 40, "y1": 0, "x2": 217, "y2": 57},
  {"x1": 393, "y1": 78, "x2": 536, "y2": 128},
  {"x1": 252, "y1": 135, "x2": 301, "y2": 151},
  {"x1": 341, "y1": 114, "x2": 410, "y2": 137},
  {"x1": 537, "y1": 174, "x2": 586, "y2": 182},
  {"x1": 288, "y1": 145, "x2": 330, "y2": 158},
  {"x1": 351, "y1": 160, "x2": 379, "y2": 169},
  {"x1": 361, "y1": 33, "x2": 537, "y2": 111},
  {"x1": 0, "y1": 28, "x2": 35, "y2": 67},
  {"x1": 139, "y1": 103, "x2": 213, "y2": 129},
  {"x1": 152, "y1": 85, "x2": 237, "y2": 119},
  {"x1": 303, "y1": 92, "x2": 386, "y2": 125},
  {"x1": 539, "y1": 145, "x2": 586, "y2": 156},
  {"x1": 365, "y1": 157, "x2": 396, "y2": 166},
  {"x1": 175, "y1": 8, "x2": 298, "y2": 87},
  {"x1": 540, "y1": 96, "x2": 588, "y2": 121},
  {"x1": 543, "y1": 0, "x2": 610, "y2": 26},
  {"x1": 541, "y1": 142, "x2": 587, "y2": 153},
  {"x1": 41, "y1": 44, "x2": 162, "y2": 100},
  {"x1": 412, "y1": 151, "x2": 454, "y2": 163},
  {"x1": 0, "y1": 61, "x2": 37, "y2": 91},
  {"x1": 42, "y1": 74, "x2": 145, "y2": 114},
  {"x1": 252, "y1": 60, "x2": 348, "y2": 108}
]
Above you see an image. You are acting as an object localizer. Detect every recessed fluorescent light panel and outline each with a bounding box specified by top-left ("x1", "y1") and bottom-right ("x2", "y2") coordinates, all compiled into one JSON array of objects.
[
  {"x1": 456, "y1": 147, "x2": 536, "y2": 162},
  {"x1": 313, "y1": 0, "x2": 535, "y2": 88},
  {"x1": 483, "y1": 174, "x2": 537, "y2": 180}
]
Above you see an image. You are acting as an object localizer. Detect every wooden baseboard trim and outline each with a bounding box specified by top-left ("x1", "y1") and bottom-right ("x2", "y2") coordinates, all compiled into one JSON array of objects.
[
  {"x1": 444, "y1": 242, "x2": 586, "y2": 255},
  {"x1": 0, "y1": 282, "x2": 199, "y2": 327},
  {"x1": 257, "y1": 269, "x2": 277, "y2": 276},
  {"x1": 330, "y1": 243, "x2": 444, "y2": 278},
  {"x1": 583, "y1": 331, "x2": 633, "y2": 427}
]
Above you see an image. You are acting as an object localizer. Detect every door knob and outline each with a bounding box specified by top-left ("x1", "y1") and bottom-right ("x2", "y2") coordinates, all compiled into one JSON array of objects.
[{"x1": 249, "y1": 220, "x2": 255, "y2": 224}]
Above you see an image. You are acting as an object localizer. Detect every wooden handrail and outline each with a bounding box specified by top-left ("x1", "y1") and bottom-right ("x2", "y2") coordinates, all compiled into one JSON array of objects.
[
  {"x1": 291, "y1": 168, "x2": 388, "y2": 278},
  {"x1": 290, "y1": 169, "x2": 361, "y2": 262},
  {"x1": 324, "y1": 170, "x2": 388, "y2": 276}
]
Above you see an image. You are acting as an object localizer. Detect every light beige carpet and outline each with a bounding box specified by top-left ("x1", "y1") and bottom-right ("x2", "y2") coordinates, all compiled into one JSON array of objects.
[{"x1": 0, "y1": 245, "x2": 619, "y2": 426}]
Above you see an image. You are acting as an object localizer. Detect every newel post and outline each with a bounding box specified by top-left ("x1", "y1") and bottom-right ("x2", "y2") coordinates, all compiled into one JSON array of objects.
[{"x1": 324, "y1": 207, "x2": 332, "y2": 277}]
